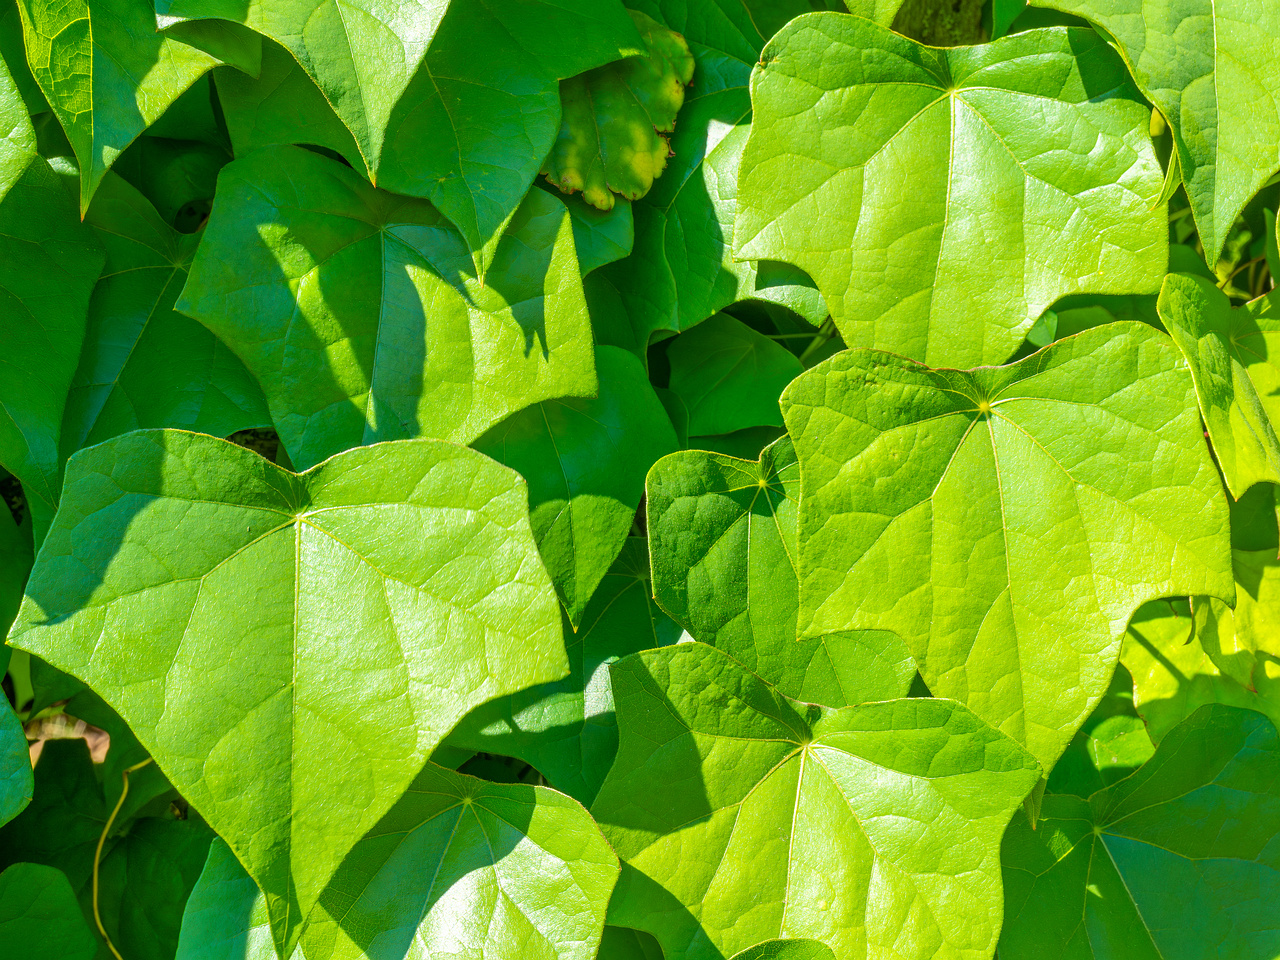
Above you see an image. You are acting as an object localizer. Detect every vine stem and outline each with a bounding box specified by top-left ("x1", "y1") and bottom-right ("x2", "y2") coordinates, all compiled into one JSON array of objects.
[{"x1": 93, "y1": 756, "x2": 154, "y2": 959}]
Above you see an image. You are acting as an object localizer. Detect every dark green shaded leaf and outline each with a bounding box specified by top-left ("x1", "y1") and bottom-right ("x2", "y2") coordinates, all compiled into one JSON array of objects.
[
  {"x1": 1045, "y1": 663, "x2": 1153, "y2": 799},
  {"x1": 731, "y1": 941, "x2": 837, "y2": 960},
  {"x1": 0, "y1": 698, "x2": 31, "y2": 827},
  {"x1": 0, "y1": 863, "x2": 96, "y2": 960}
]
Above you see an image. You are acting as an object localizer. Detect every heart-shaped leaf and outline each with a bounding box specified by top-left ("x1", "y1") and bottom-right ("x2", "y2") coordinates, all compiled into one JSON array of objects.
[
  {"x1": 646, "y1": 437, "x2": 915, "y2": 706},
  {"x1": 176, "y1": 762, "x2": 619, "y2": 960},
  {"x1": 1158, "y1": 273, "x2": 1280, "y2": 498},
  {"x1": 736, "y1": 16, "x2": 1168, "y2": 367},
  {"x1": 0, "y1": 863, "x2": 96, "y2": 960},
  {"x1": 781, "y1": 323, "x2": 1234, "y2": 771},
  {"x1": 593, "y1": 642, "x2": 1041, "y2": 960},
  {"x1": 9, "y1": 429, "x2": 567, "y2": 956},
  {"x1": 177, "y1": 145, "x2": 597, "y2": 471},
  {"x1": 1000, "y1": 704, "x2": 1280, "y2": 960}
]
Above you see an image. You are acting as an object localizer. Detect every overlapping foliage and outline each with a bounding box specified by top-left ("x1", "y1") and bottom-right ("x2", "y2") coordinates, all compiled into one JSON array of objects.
[{"x1": 1, "y1": 0, "x2": 1278, "y2": 958}]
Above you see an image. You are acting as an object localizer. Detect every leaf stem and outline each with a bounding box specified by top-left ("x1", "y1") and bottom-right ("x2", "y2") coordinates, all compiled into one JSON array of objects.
[{"x1": 93, "y1": 756, "x2": 154, "y2": 959}]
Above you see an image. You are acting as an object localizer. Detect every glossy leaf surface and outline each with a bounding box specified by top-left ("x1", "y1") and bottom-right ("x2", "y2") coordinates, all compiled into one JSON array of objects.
[
  {"x1": 1158, "y1": 273, "x2": 1280, "y2": 497},
  {"x1": 178, "y1": 146, "x2": 597, "y2": 471},
  {"x1": 1029, "y1": 0, "x2": 1280, "y2": 263},
  {"x1": 543, "y1": 10, "x2": 693, "y2": 212},
  {"x1": 737, "y1": 17, "x2": 1168, "y2": 367},
  {"x1": 646, "y1": 437, "x2": 915, "y2": 706},
  {"x1": 593, "y1": 642, "x2": 1041, "y2": 960},
  {"x1": 177, "y1": 763, "x2": 618, "y2": 960},
  {"x1": 1000, "y1": 704, "x2": 1280, "y2": 960},
  {"x1": 782, "y1": 323, "x2": 1234, "y2": 769},
  {"x1": 9, "y1": 430, "x2": 566, "y2": 955},
  {"x1": 448, "y1": 539, "x2": 682, "y2": 805},
  {"x1": 0, "y1": 863, "x2": 96, "y2": 960},
  {"x1": 475, "y1": 347, "x2": 677, "y2": 624}
]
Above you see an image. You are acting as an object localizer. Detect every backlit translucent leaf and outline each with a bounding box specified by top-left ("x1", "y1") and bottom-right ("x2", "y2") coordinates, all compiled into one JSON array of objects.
[
  {"x1": 1000, "y1": 704, "x2": 1280, "y2": 960},
  {"x1": 0, "y1": 863, "x2": 96, "y2": 960},
  {"x1": 16, "y1": 0, "x2": 259, "y2": 212},
  {"x1": 593, "y1": 642, "x2": 1041, "y2": 960},
  {"x1": 665, "y1": 313, "x2": 803, "y2": 436},
  {"x1": 176, "y1": 763, "x2": 618, "y2": 960},
  {"x1": 587, "y1": 0, "x2": 848, "y2": 354},
  {"x1": 475, "y1": 347, "x2": 677, "y2": 624},
  {"x1": 177, "y1": 145, "x2": 597, "y2": 471},
  {"x1": 1158, "y1": 273, "x2": 1280, "y2": 498},
  {"x1": 781, "y1": 323, "x2": 1234, "y2": 770},
  {"x1": 542, "y1": 10, "x2": 694, "y2": 212},
  {"x1": 646, "y1": 437, "x2": 915, "y2": 706},
  {"x1": 1029, "y1": 0, "x2": 1280, "y2": 263},
  {"x1": 8, "y1": 429, "x2": 567, "y2": 956},
  {"x1": 736, "y1": 16, "x2": 1168, "y2": 368},
  {"x1": 60, "y1": 172, "x2": 269, "y2": 457},
  {"x1": 448, "y1": 539, "x2": 682, "y2": 805},
  {"x1": 0, "y1": 57, "x2": 104, "y2": 540}
]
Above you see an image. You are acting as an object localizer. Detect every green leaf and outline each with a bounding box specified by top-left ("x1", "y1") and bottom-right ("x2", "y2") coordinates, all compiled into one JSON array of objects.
[
  {"x1": 1029, "y1": 0, "x2": 1280, "y2": 263},
  {"x1": 60, "y1": 172, "x2": 269, "y2": 457},
  {"x1": 177, "y1": 145, "x2": 597, "y2": 471},
  {"x1": 542, "y1": 10, "x2": 694, "y2": 211},
  {"x1": 736, "y1": 17, "x2": 1168, "y2": 368},
  {"x1": 781, "y1": 323, "x2": 1234, "y2": 771},
  {"x1": 177, "y1": 762, "x2": 619, "y2": 960},
  {"x1": 0, "y1": 56, "x2": 105, "y2": 541},
  {"x1": 599, "y1": 926, "x2": 665, "y2": 960},
  {"x1": 212, "y1": 39, "x2": 363, "y2": 170},
  {"x1": 8, "y1": 429, "x2": 567, "y2": 956},
  {"x1": 16, "y1": 0, "x2": 258, "y2": 212},
  {"x1": 646, "y1": 437, "x2": 916, "y2": 706},
  {"x1": 0, "y1": 863, "x2": 97, "y2": 960},
  {"x1": 555, "y1": 189, "x2": 634, "y2": 275},
  {"x1": 0, "y1": 698, "x2": 32, "y2": 828},
  {"x1": 1044, "y1": 663, "x2": 1153, "y2": 799},
  {"x1": 0, "y1": 492, "x2": 32, "y2": 640},
  {"x1": 112, "y1": 134, "x2": 230, "y2": 231},
  {"x1": 1158, "y1": 273, "x2": 1280, "y2": 498},
  {"x1": 666, "y1": 313, "x2": 803, "y2": 436},
  {"x1": 730, "y1": 942, "x2": 837, "y2": 960},
  {"x1": 999, "y1": 704, "x2": 1280, "y2": 960},
  {"x1": 448, "y1": 538, "x2": 682, "y2": 805},
  {"x1": 588, "y1": 0, "x2": 845, "y2": 355},
  {"x1": 474, "y1": 347, "x2": 677, "y2": 624},
  {"x1": 593, "y1": 642, "x2": 1041, "y2": 960}
]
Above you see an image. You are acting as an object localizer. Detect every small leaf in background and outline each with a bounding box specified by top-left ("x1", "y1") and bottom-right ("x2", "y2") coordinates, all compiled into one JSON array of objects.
[
  {"x1": 542, "y1": 10, "x2": 694, "y2": 211},
  {"x1": 1029, "y1": 0, "x2": 1280, "y2": 264},
  {"x1": 9, "y1": 430, "x2": 567, "y2": 955},
  {"x1": 1158, "y1": 272, "x2": 1280, "y2": 497},
  {"x1": 593, "y1": 643, "x2": 1040, "y2": 960},
  {"x1": 15, "y1": 0, "x2": 258, "y2": 212},
  {"x1": 177, "y1": 145, "x2": 597, "y2": 470},
  {"x1": 0, "y1": 863, "x2": 97, "y2": 960},
  {"x1": 665, "y1": 313, "x2": 803, "y2": 436},
  {"x1": 448, "y1": 539, "x2": 682, "y2": 805},
  {"x1": 60, "y1": 171, "x2": 269, "y2": 457},
  {"x1": 177, "y1": 763, "x2": 619, "y2": 960},
  {"x1": 111, "y1": 135, "x2": 230, "y2": 232},
  {"x1": 553, "y1": 187, "x2": 635, "y2": 274},
  {"x1": 646, "y1": 437, "x2": 915, "y2": 706},
  {"x1": 736, "y1": 16, "x2": 1168, "y2": 368},
  {"x1": 1044, "y1": 663, "x2": 1153, "y2": 799},
  {"x1": 0, "y1": 56, "x2": 105, "y2": 543},
  {"x1": 599, "y1": 925, "x2": 666, "y2": 960},
  {"x1": 475, "y1": 347, "x2": 677, "y2": 624},
  {"x1": 782, "y1": 323, "x2": 1234, "y2": 773},
  {"x1": 1000, "y1": 704, "x2": 1280, "y2": 960}
]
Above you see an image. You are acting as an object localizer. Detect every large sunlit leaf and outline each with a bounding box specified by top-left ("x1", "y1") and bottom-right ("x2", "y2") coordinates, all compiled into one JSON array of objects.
[
  {"x1": 646, "y1": 437, "x2": 915, "y2": 706},
  {"x1": 1158, "y1": 273, "x2": 1280, "y2": 498},
  {"x1": 736, "y1": 16, "x2": 1168, "y2": 368},
  {"x1": 177, "y1": 145, "x2": 597, "y2": 471},
  {"x1": 176, "y1": 762, "x2": 619, "y2": 960},
  {"x1": 8, "y1": 429, "x2": 567, "y2": 956},
  {"x1": 0, "y1": 863, "x2": 97, "y2": 960},
  {"x1": 1029, "y1": 0, "x2": 1280, "y2": 263},
  {"x1": 0, "y1": 57, "x2": 104, "y2": 540},
  {"x1": 781, "y1": 323, "x2": 1234, "y2": 771},
  {"x1": 1000, "y1": 704, "x2": 1280, "y2": 960},
  {"x1": 16, "y1": 0, "x2": 259, "y2": 212},
  {"x1": 60, "y1": 171, "x2": 269, "y2": 457},
  {"x1": 448, "y1": 538, "x2": 682, "y2": 805},
  {"x1": 156, "y1": 0, "x2": 641, "y2": 257},
  {"x1": 475, "y1": 346, "x2": 677, "y2": 624},
  {"x1": 593, "y1": 642, "x2": 1041, "y2": 960}
]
